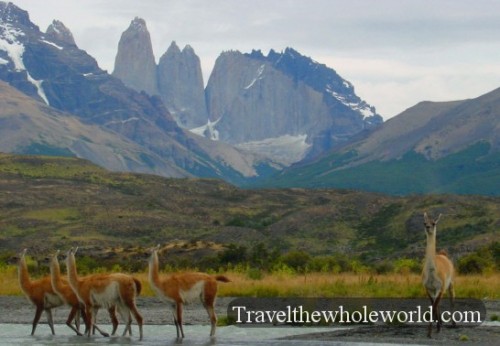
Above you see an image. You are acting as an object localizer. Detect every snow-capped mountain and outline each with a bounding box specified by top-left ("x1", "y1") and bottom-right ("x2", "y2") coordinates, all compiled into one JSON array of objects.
[{"x1": 0, "y1": 2, "x2": 275, "y2": 183}]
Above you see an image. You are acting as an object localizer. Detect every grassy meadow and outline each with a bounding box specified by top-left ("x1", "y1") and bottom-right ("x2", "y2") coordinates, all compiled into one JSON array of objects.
[{"x1": 2, "y1": 263, "x2": 499, "y2": 300}]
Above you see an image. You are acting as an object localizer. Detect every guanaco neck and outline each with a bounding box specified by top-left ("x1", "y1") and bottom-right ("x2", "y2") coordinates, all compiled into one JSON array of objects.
[
  {"x1": 50, "y1": 255, "x2": 64, "y2": 292},
  {"x1": 424, "y1": 229, "x2": 437, "y2": 271},
  {"x1": 148, "y1": 251, "x2": 161, "y2": 288},
  {"x1": 18, "y1": 254, "x2": 32, "y2": 294},
  {"x1": 66, "y1": 252, "x2": 80, "y2": 291}
]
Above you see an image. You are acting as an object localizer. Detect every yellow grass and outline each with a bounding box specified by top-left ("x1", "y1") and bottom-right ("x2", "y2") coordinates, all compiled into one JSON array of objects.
[{"x1": 2, "y1": 266, "x2": 499, "y2": 300}]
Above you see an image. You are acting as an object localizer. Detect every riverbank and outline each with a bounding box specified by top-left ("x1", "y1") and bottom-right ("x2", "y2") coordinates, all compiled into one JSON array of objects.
[{"x1": 2, "y1": 296, "x2": 499, "y2": 345}]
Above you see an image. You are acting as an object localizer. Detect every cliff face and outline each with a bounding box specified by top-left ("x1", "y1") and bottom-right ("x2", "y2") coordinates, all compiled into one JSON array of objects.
[
  {"x1": 205, "y1": 49, "x2": 383, "y2": 161},
  {"x1": 157, "y1": 42, "x2": 208, "y2": 129},
  {"x1": 112, "y1": 17, "x2": 158, "y2": 95},
  {"x1": 206, "y1": 51, "x2": 330, "y2": 142},
  {"x1": 113, "y1": 19, "x2": 208, "y2": 130}
]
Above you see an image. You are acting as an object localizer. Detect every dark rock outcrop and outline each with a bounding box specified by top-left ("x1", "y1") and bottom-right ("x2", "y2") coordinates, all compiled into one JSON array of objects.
[{"x1": 45, "y1": 20, "x2": 76, "y2": 46}]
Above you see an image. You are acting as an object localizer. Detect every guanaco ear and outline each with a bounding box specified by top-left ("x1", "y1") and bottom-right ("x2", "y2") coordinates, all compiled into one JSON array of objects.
[
  {"x1": 435, "y1": 213, "x2": 443, "y2": 224},
  {"x1": 74, "y1": 246, "x2": 79, "y2": 254},
  {"x1": 423, "y1": 212, "x2": 429, "y2": 223},
  {"x1": 20, "y1": 248, "x2": 28, "y2": 258}
]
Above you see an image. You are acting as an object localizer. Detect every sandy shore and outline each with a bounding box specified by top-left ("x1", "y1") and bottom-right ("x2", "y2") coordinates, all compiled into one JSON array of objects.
[{"x1": 1, "y1": 296, "x2": 499, "y2": 345}]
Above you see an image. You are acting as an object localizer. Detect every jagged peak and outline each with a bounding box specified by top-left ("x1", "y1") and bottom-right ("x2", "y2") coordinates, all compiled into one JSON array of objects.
[
  {"x1": 219, "y1": 50, "x2": 243, "y2": 58},
  {"x1": 182, "y1": 44, "x2": 195, "y2": 54},
  {"x1": 0, "y1": 1, "x2": 38, "y2": 31},
  {"x1": 283, "y1": 47, "x2": 300, "y2": 56},
  {"x1": 247, "y1": 49, "x2": 264, "y2": 59},
  {"x1": 46, "y1": 19, "x2": 75, "y2": 45},
  {"x1": 167, "y1": 40, "x2": 181, "y2": 53},
  {"x1": 128, "y1": 16, "x2": 148, "y2": 33}
]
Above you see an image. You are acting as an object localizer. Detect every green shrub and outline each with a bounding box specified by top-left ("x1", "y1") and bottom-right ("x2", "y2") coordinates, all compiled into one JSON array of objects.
[
  {"x1": 458, "y1": 253, "x2": 494, "y2": 274},
  {"x1": 246, "y1": 267, "x2": 263, "y2": 280},
  {"x1": 280, "y1": 250, "x2": 311, "y2": 273},
  {"x1": 394, "y1": 258, "x2": 421, "y2": 274}
]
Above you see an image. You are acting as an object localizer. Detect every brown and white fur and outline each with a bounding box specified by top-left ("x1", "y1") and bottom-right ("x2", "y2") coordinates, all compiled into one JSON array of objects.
[
  {"x1": 422, "y1": 213, "x2": 455, "y2": 337},
  {"x1": 148, "y1": 245, "x2": 230, "y2": 338},
  {"x1": 17, "y1": 248, "x2": 64, "y2": 335},
  {"x1": 47, "y1": 250, "x2": 85, "y2": 335},
  {"x1": 49, "y1": 250, "x2": 122, "y2": 336},
  {"x1": 65, "y1": 248, "x2": 143, "y2": 340}
]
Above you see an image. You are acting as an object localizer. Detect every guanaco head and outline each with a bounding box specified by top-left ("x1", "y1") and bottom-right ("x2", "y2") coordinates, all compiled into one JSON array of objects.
[
  {"x1": 49, "y1": 250, "x2": 60, "y2": 265},
  {"x1": 424, "y1": 212, "x2": 442, "y2": 236},
  {"x1": 19, "y1": 248, "x2": 28, "y2": 259},
  {"x1": 65, "y1": 247, "x2": 76, "y2": 264},
  {"x1": 146, "y1": 244, "x2": 161, "y2": 261},
  {"x1": 14, "y1": 248, "x2": 28, "y2": 264}
]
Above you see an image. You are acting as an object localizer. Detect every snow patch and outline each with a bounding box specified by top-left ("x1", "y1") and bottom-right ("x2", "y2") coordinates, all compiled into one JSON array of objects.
[
  {"x1": 0, "y1": 32, "x2": 25, "y2": 71},
  {"x1": 0, "y1": 57, "x2": 8, "y2": 64},
  {"x1": 105, "y1": 117, "x2": 140, "y2": 126},
  {"x1": 26, "y1": 72, "x2": 49, "y2": 105},
  {"x1": 0, "y1": 23, "x2": 50, "y2": 105},
  {"x1": 326, "y1": 86, "x2": 375, "y2": 119},
  {"x1": 40, "y1": 39, "x2": 63, "y2": 50},
  {"x1": 189, "y1": 117, "x2": 222, "y2": 140},
  {"x1": 236, "y1": 134, "x2": 311, "y2": 166},
  {"x1": 244, "y1": 64, "x2": 265, "y2": 89}
]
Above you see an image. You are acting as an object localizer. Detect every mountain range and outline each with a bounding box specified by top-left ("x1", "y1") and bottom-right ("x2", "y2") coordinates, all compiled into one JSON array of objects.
[
  {"x1": 0, "y1": 2, "x2": 498, "y2": 195},
  {"x1": 267, "y1": 88, "x2": 500, "y2": 195},
  {"x1": 110, "y1": 16, "x2": 383, "y2": 165},
  {"x1": 0, "y1": 2, "x2": 272, "y2": 183}
]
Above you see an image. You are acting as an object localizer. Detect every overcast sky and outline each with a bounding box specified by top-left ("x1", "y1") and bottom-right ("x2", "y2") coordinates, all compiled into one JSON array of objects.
[{"x1": 12, "y1": 0, "x2": 500, "y2": 119}]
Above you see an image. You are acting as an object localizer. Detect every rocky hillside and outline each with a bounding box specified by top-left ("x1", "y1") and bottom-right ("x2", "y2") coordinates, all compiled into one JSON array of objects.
[
  {"x1": 0, "y1": 154, "x2": 498, "y2": 266},
  {"x1": 266, "y1": 87, "x2": 500, "y2": 195},
  {"x1": 0, "y1": 80, "x2": 184, "y2": 176}
]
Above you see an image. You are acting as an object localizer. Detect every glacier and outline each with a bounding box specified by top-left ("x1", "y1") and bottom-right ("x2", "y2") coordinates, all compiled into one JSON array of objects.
[{"x1": 236, "y1": 134, "x2": 311, "y2": 166}]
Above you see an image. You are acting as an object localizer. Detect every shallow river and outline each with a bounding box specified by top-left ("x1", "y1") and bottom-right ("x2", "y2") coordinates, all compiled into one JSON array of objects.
[{"x1": 0, "y1": 323, "x2": 401, "y2": 345}]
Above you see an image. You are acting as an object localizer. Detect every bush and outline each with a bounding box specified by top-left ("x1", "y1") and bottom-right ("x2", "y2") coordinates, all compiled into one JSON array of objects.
[
  {"x1": 374, "y1": 260, "x2": 394, "y2": 274},
  {"x1": 458, "y1": 253, "x2": 494, "y2": 274},
  {"x1": 218, "y1": 244, "x2": 247, "y2": 265},
  {"x1": 394, "y1": 258, "x2": 421, "y2": 274},
  {"x1": 308, "y1": 256, "x2": 343, "y2": 273},
  {"x1": 246, "y1": 267, "x2": 263, "y2": 280},
  {"x1": 280, "y1": 250, "x2": 310, "y2": 273}
]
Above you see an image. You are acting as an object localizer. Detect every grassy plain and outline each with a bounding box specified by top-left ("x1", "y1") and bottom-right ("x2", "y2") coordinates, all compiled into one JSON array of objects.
[{"x1": 1, "y1": 264, "x2": 498, "y2": 300}]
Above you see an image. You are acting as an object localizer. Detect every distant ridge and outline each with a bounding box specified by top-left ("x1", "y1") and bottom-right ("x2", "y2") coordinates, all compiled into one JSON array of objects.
[{"x1": 265, "y1": 87, "x2": 500, "y2": 195}]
